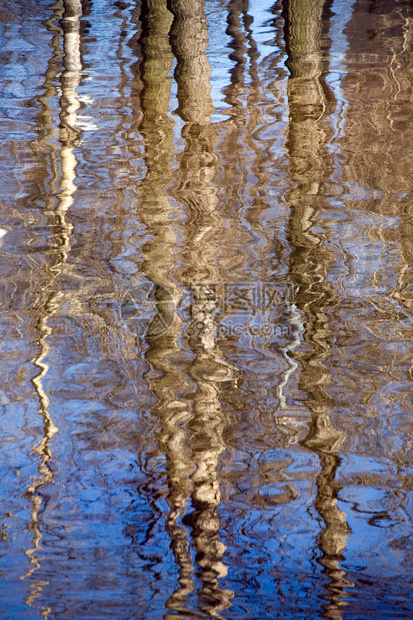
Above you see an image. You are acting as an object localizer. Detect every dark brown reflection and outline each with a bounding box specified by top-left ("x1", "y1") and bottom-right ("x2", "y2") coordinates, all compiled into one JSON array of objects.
[
  {"x1": 283, "y1": 0, "x2": 352, "y2": 617},
  {"x1": 220, "y1": 0, "x2": 299, "y2": 420},
  {"x1": 225, "y1": 0, "x2": 259, "y2": 107},
  {"x1": 22, "y1": 0, "x2": 82, "y2": 616},
  {"x1": 222, "y1": 0, "x2": 265, "y2": 237},
  {"x1": 340, "y1": 0, "x2": 413, "y2": 313}
]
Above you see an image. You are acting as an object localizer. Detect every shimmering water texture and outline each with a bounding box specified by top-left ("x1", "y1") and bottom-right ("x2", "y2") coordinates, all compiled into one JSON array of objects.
[{"x1": 0, "y1": 0, "x2": 412, "y2": 618}]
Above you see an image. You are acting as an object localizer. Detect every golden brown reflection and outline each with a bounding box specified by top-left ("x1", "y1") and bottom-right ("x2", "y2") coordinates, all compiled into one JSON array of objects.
[
  {"x1": 169, "y1": 0, "x2": 234, "y2": 614},
  {"x1": 22, "y1": 0, "x2": 81, "y2": 615},
  {"x1": 136, "y1": 0, "x2": 234, "y2": 616},
  {"x1": 135, "y1": 1, "x2": 195, "y2": 614},
  {"x1": 283, "y1": 0, "x2": 352, "y2": 616}
]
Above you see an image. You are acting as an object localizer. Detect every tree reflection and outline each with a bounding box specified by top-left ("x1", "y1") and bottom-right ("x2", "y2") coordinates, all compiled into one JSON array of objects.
[
  {"x1": 136, "y1": 0, "x2": 233, "y2": 616},
  {"x1": 169, "y1": 1, "x2": 235, "y2": 613},
  {"x1": 283, "y1": 0, "x2": 353, "y2": 616},
  {"x1": 135, "y1": 0, "x2": 195, "y2": 614},
  {"x1": 22, "y1": 0, "x2": 82, "y2": 616}
]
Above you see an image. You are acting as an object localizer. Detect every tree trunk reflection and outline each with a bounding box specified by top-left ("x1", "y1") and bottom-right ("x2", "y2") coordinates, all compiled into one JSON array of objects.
[{"x1": 284, "y1": 0, "x2": 352, "y2": 616}]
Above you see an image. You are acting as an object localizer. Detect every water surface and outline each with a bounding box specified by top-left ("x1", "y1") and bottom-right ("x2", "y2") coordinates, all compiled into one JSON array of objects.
[{"x1": 0, "y1": 0, "x2": 412, "y2": 618}]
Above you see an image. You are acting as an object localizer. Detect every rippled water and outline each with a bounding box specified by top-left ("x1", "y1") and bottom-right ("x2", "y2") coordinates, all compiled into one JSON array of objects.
[{"x1": 0, "y1": 0, "x2": 412, "y2": 617}]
